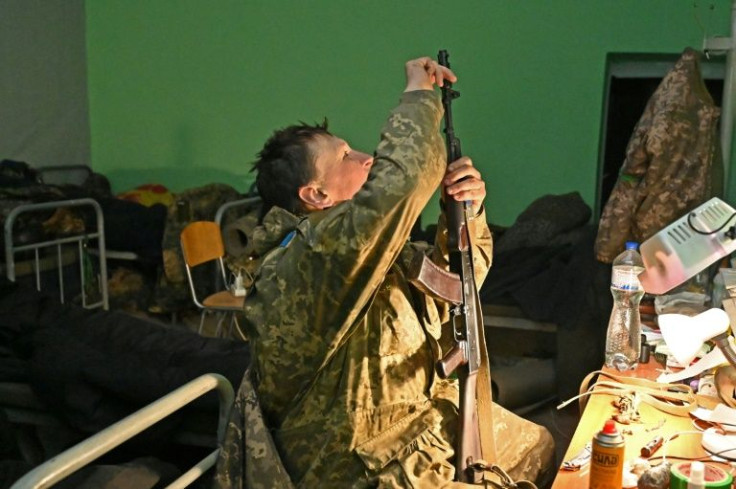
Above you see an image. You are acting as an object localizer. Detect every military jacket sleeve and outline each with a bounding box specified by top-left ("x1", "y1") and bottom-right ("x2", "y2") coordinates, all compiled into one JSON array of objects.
[{"x1": 249, "y1": 90, "x2": 446, "y2": 421}]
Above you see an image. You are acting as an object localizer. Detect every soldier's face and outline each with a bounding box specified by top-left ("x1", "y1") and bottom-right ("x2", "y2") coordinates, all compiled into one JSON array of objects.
[{"x1": 308, "y1": 134, "x2": 374, "y2": 205}]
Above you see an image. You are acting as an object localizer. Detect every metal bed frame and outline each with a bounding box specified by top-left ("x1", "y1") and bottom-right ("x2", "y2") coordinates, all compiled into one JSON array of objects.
[
  {"x1": 4, "y1": 198, "x2": 109, "y2": 310},
  {"x1": 214, "y1": 195, "x2": 260, "y2": 228},
  {"x1": 9, "y1": 373, "x2": 234, "y2": 489}
]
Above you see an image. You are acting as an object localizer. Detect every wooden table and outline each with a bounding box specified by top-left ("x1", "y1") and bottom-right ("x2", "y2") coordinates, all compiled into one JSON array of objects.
[{"x1": 550, "y1": 361, "x2": 726, "y2": 488}]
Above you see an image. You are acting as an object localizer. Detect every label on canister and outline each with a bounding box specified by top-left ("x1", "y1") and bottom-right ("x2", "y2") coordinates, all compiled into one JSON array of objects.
[{"x1": 589, "y1": 421, "x2": 625, "y2": 489}]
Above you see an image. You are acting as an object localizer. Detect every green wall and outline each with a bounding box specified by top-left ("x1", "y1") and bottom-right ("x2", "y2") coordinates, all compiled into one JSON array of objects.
[{"x1": 86, "y1": 1, "x2": 733, "y2": 227}]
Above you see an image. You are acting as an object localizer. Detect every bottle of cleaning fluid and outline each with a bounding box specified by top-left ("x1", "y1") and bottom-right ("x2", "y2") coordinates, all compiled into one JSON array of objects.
[{"x1": 605, "y1": 241, "x2": 644, "y2": 371}]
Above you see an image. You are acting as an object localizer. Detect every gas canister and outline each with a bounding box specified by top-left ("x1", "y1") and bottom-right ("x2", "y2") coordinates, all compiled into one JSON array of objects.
[{"x1": 589, "y1": 419, "x2": 625, "y2": 489}]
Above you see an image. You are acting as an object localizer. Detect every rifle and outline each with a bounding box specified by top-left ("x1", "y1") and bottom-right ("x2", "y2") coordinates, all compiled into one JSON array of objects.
[
  {"x1": 424, "y1": 50, "x2": 496, "y2": 485},
  {"x1": 408, "y1": 50, "x2": 534, "y2": 488},
  {"x1": 407, "y1": 50, "x2": 497, "y2": 483}
]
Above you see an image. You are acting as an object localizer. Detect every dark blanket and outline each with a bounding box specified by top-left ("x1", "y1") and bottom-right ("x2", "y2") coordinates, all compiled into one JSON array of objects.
[
  {"x1": 0, "y1": 279, "x2": 250, "y2": 441},
  {"x1": 95, "y1": 198, "x2": 168, "y2": 263},
  {"x1": 480, "y1": 193, "x2": 613, "y2": 400}
]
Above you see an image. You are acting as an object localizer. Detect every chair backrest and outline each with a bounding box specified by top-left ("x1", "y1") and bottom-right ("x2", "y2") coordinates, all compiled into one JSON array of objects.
[
  {"x1": 181, "y1": 221, "x2": 226, "y2": 267},
  {"x1": 180, "y1": 221, "x2": 229, "y2": 309}
]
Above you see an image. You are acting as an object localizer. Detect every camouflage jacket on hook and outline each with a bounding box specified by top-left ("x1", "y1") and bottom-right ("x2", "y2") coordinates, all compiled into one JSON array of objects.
[{"x1": 595, "y1": 47, "x2": 723, "y2": 263}]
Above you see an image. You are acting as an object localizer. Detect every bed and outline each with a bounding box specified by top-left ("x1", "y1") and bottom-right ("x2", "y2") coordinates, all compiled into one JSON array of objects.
[
  {"x1": 0, "y1": 273, "x2": 251, "y2": 487},
  {"x1": 0, "y1": 161, "x2": 256, "y2": 318},
  {"x1": 0, "y1": 161, "x2": 163, "y2": 312},
  {"x1": 0, "y1": 173, "x2": 594, "y2": 486},
  {"x1": 0, "y1": 164, "x2": 255, "y2": 487}
]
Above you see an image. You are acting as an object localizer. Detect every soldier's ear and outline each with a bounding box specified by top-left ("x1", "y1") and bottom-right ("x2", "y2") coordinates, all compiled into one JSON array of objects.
[{"x1": 298, "y1": 184, "x2": 333, "y2": 211}]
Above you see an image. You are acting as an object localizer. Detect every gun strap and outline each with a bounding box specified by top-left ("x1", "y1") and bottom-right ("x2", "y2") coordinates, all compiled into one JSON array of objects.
[
  {"x1": 475, "y1": 290, "x2": 499, "y2": 467},
  {"x1": 480, "y1": 463, "x2": 538, "y2": 489},
  {"x1": 569, "y1": 369, "x2": 705, "y2": 416},
  {"x1": 458, "y1": 216, "x2": 497, "y2": 468}
]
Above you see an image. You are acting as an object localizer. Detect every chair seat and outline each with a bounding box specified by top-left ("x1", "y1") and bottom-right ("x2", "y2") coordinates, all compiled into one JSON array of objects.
[{"x1": 202, "y1": 290, "x2": 245, "y2": 310}]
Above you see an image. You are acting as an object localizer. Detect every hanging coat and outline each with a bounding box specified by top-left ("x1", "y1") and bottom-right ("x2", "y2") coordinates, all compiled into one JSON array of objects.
[{"x1": 595, "y1": 47, "x2": 723, "y2": 263}]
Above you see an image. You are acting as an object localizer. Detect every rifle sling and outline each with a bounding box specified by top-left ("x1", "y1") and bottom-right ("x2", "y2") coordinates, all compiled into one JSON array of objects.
[
  {"x1": 571, "y1": 369, "x2": 706, "y2": 416},
  {"x1": 474, "y1": 284, "x2": 499, "y2": 472}
]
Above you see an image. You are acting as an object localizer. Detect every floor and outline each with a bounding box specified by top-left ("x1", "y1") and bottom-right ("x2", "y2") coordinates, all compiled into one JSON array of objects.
[{"x1": 524, "y1": 398, "x2": 581, "y2": 473}]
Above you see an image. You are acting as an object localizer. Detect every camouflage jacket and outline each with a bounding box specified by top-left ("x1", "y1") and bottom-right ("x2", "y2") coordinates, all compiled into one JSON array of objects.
[
  {"x1": 217, "y1": 90, "x2": 495, "y2": 488},
  {"x1": 595, "y1": 47, "x2": 723, "y2": 263}
]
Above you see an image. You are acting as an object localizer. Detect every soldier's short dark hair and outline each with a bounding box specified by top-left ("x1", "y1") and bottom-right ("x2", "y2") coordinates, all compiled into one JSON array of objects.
[{"x1": 252, "y1": 120, "x2": 331, "y2": 218}]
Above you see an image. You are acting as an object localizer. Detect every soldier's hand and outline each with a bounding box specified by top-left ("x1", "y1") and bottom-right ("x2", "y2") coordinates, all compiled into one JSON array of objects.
[
  {"x1": 404, "y1": 57, "x2": 456, "y2": 92},
  {"x1": 443, "y1": 156, "x2": 486, "y2": 216}
]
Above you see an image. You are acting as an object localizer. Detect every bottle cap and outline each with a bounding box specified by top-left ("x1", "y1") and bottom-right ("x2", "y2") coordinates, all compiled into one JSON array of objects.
[
  {"x1": 625, "y1": 241, "x2": 639, "y2": 250},
  {"x1": 689, "y1": 461, "x2": 704, "y2": 484}
]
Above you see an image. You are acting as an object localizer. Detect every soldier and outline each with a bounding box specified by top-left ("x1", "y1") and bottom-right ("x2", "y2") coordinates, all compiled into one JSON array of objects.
[{"x1": 214, "y1": 56, "x2": 554, "y2": 488}]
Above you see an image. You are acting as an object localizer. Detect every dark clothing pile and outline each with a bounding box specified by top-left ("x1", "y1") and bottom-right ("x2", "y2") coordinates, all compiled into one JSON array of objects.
[
  {"x1": 0, "y1": 278, "x2": 250, "y2": 442},
  {"x1": 481, "y1": 192, "x2": 613, "y2": 400}
]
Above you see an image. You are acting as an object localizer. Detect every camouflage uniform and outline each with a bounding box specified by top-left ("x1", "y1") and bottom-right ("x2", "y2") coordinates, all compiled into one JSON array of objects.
[
  {"x1": 595, "y1": 47, "x2": 723, "y2": 263},
  {"x1": 214, "y1": 91, "x2": 554, "y2": 488}
]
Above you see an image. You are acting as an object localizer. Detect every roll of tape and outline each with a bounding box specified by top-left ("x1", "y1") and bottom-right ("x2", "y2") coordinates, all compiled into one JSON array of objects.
[{"x1": 670, "y1": 462, "x2": 732, "y2": 488}]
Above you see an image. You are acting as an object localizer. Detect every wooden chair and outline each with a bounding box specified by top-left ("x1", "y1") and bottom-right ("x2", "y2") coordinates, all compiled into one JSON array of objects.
[{"x1": 180, "y1": 221, "x2": 245, "y2": 337}]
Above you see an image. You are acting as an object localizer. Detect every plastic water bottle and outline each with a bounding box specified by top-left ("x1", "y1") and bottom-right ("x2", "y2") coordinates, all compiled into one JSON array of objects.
[{"x1": 605, "y1": 241, "x2": 644, "y2": 371}]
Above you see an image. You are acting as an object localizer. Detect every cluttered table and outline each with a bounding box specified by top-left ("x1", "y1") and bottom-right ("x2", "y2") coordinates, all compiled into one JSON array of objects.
[{"x1": 550, "y1": 360, "x2": 734, "y2": 488}]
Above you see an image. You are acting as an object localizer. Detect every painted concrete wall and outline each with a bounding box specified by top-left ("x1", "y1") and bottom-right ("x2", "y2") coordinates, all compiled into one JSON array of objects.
[{"x1": 86, "y1": 1, "x2": 733, "y2": 226}]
